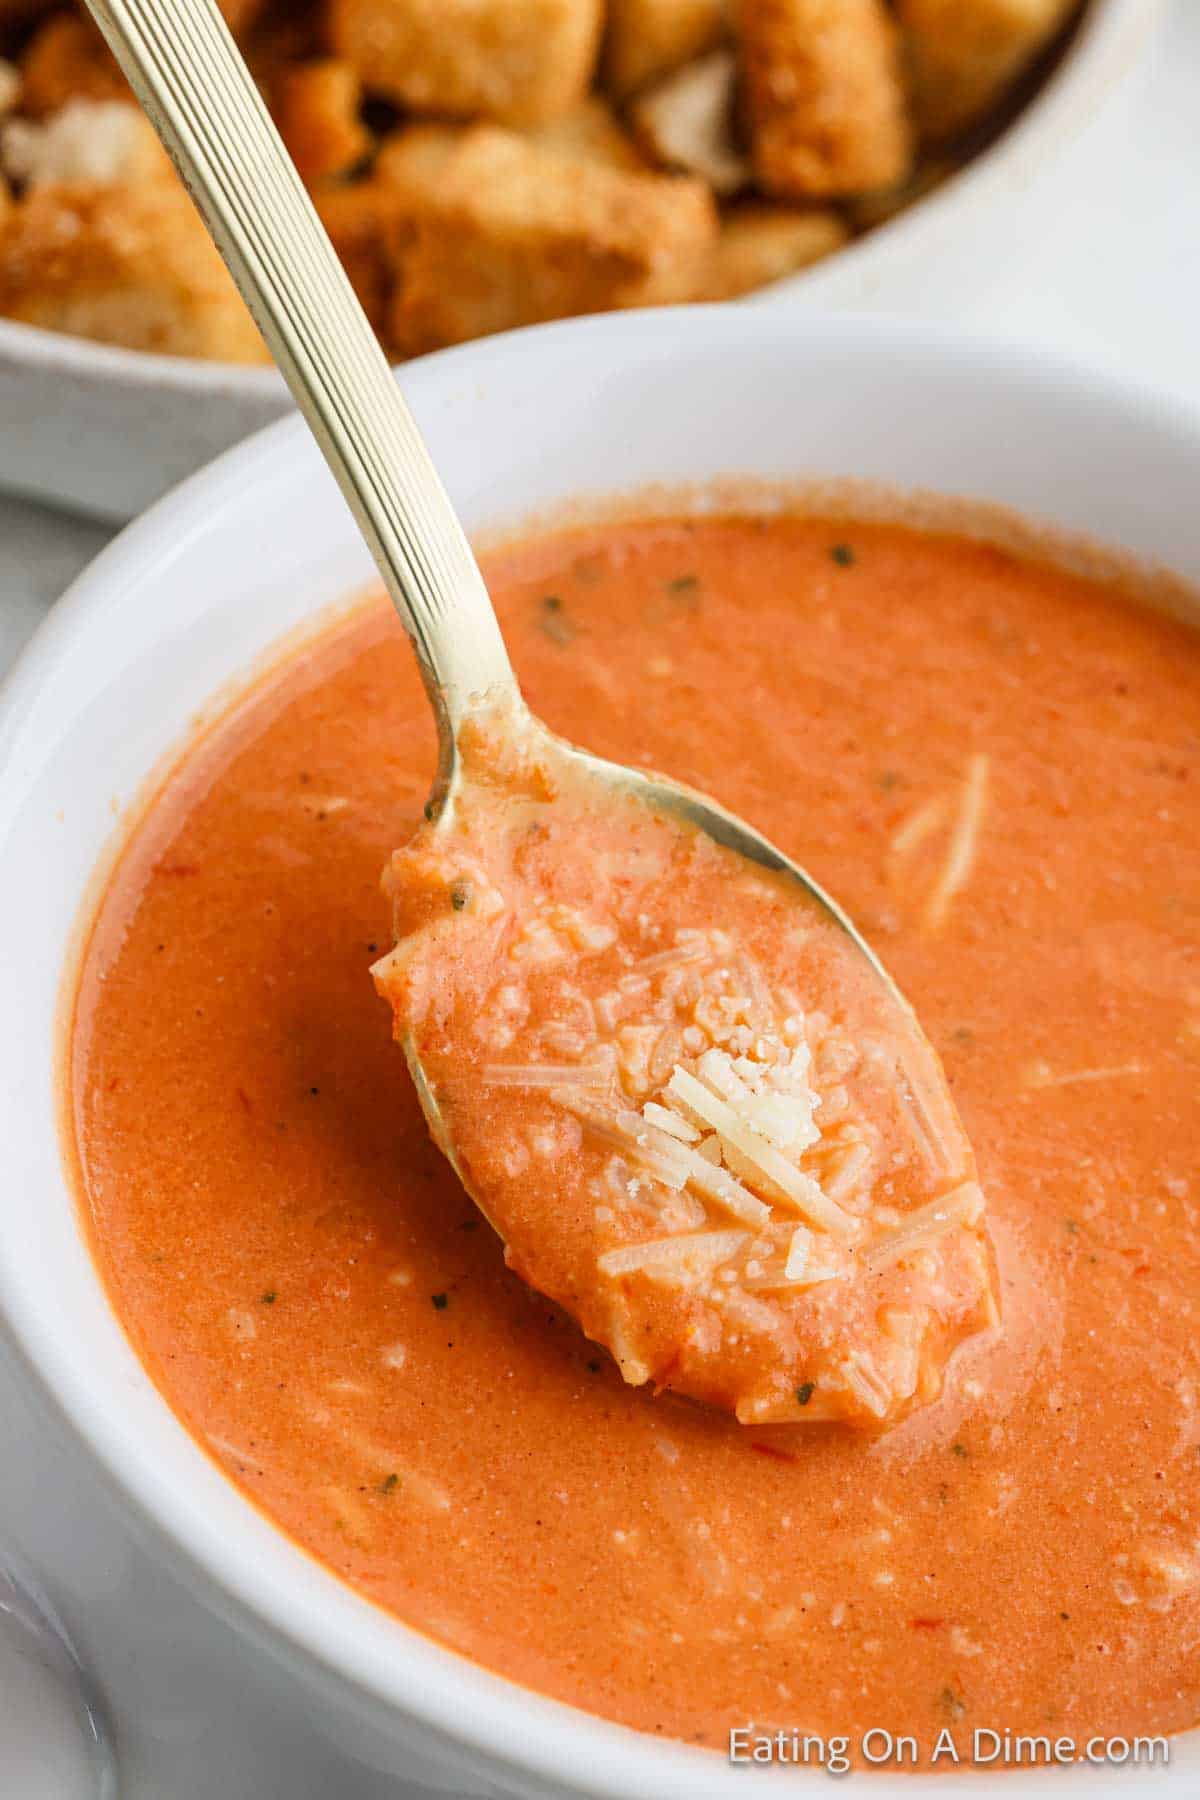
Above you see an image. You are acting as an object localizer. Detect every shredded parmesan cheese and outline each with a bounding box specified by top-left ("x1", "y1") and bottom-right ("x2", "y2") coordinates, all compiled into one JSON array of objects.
[
  {"x1": 923, "y1": 753, "x2": 990, "y2": 932},
  {"x1": 599, "y1": 1230, "x2": 748, "y2": 1285},
  {"x1": 890, "y1": 794, "x2": 950, "y2": 860},
  {"x1": 1022, "y1": 1059, "x2": 1146, "y2": 1090},
  {"x1": 666, "y1": 1065, "x2": 855, "y2": 1236},
  {"x1": 483, "y1": 1062, "x2": 611, "y2": 1088},
  {"x1": 863, "y1": 1181, "x2": 985, "y2": 1271},
  {"x1": 642, "y1": 1100, "x2": 700, "y2": 1142}
]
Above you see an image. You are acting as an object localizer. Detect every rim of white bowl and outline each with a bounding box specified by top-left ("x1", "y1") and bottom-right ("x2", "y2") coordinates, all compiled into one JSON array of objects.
[
  {"x1": 0, "y1": 0, "x2": 1158, "y2": 394},
  {"x1": 1, "y1": 310, "x2": 1198, "y2": 1800}
]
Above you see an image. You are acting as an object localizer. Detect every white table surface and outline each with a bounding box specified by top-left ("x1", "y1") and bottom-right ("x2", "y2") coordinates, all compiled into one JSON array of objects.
[{"x1": 0, "y1": 2, "x2": 1197, "y2": 1793}]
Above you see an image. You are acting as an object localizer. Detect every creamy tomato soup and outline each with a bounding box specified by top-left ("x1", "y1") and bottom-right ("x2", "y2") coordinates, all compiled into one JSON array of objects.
[
  {"x1": 374, "y1": 713, "x2": 994, "y2": 1428},
  {"x1": 69, "y1": 513, "x2": 1200, "y2": 1760}
]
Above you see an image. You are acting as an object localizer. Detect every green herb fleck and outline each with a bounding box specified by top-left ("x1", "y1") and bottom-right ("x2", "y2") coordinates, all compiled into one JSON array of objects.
[
  {"x1": 431, "y1": 1292, "x2": 449, "y2": 1311},
  {"x1": 952, "y1": 1441, "x2": 968, "y2": 1459},
  {"x1": 795, "y1": 1382, "x2": 815, "y2": 1407},
  {"x1": 830, "y1": 543, "x2": 856, "y2": 568},
  {"x1": 423, "y1": 800, "x2": 435, "y2": 821},
  {"x1": 380, "y1": 1473, "x2": 399, "y2": 1495},
  {"x1": 450, "y1": 882, "x2": 470, "y2": 911},
  {"x1": 666, "y1": 573, "x2": 700, "y2": 595},
  {"x1": 261, "y1": 1290, "x2": 277, "y2": 1305},
  {"x1": 586, "y1": 1359, "x2": 602, "y2": 1374}
]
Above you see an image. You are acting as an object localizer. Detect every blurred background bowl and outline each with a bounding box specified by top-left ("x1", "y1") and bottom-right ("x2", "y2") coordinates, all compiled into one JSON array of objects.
[{"x1": 0, "y1": 0, "x2": 1159, "y2": 524}]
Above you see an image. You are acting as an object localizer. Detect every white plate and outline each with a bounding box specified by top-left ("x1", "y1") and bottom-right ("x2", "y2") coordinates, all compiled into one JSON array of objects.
[
  {"x1": 1, "y1": 309, "x2": 1197, "y2": 1797},
  {"x1": 0, "y1": 0, "x2": 1157, "y2": 523}
]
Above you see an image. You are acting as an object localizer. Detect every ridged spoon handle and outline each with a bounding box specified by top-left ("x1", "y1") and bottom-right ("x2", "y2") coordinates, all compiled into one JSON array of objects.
[{"x1": 84, "y1": 0, "x2": 520, "y2": 763}]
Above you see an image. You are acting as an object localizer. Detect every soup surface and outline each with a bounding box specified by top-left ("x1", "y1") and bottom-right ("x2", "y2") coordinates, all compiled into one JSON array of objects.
[{"x1": 71, "y1": 514, "x2": 1200, "y2": 1761}]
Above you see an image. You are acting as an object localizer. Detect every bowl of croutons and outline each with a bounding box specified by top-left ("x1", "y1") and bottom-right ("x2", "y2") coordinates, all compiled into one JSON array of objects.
[{"x1": 0, "y1": 0, "x2": 1155, "y2": 521}]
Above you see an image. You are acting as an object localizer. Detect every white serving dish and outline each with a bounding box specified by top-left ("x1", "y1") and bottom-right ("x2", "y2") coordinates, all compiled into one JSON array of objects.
[
  {"x1": 0, "y1": 0, "x2": 1158, "y2": 524},
  {"x1": 1, "y1": 309, "x2": 1198, "y2": 1798}
]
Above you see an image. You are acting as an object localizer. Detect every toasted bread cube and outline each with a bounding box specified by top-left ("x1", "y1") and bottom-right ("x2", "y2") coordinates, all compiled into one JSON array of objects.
[
  {"x1": 0, "y1": 103, "x2": 266, "y2": 362},
  {"x1": 527, "y1": 96, "x2": 648, "y2": 171},
  {"x1": 739, "y1": 0, "x2": 911, "y2": 198},
  {"x1": 314, "y1": 179, "x2": 400, "y2": 336},
  {"x1": 604, "y1": 0, "x2": 727, "y2": 99},
  {"x1": 379, "y1": 104, "x2": 646, "y2": 185},
  {"x1": 898, "y1": 0, "x2": 1075, "y2": 143},
  {"x1": 2, "y1": 97, "x2": 166, "y2": 186},
  {"x1": 384, "y1": 125, "x2": 718, "y2": 355},
  {"x1": 328, "y1": 0, "x2": 603, "y2": 125},
  {"x1": 630, "y1": 48, "x2": 748, "y2": 194},
  {"x1": 0, "y1": 59, "x2": 19, "y2": 116},
  {"x1": 218, "y1": 0, "x2": 269, "y2": 34},
  {"x1": 697, "y1": 200, "x2": 847, "y2": 296},
  {"x1": 375, "y1": 122, "x2": 465, "y2": 202},
  {"x1": 276, "y1": 59, "x2": 369, "y2": 184},
  {"x1": 654, "y1": 197, "x2": 847, "y2": 300},
  {"x1": 18, "y1": 14, "x2": 127, "y2": 119}
]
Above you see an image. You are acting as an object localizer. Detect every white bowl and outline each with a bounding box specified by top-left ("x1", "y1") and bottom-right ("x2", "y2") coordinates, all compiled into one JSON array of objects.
[
  {"x1": 0, "y1": 0, "x2": 1157, "y2": 524},
  {"x1": 1, "y1": 310, "x2": 1198, "y2": 1798}
]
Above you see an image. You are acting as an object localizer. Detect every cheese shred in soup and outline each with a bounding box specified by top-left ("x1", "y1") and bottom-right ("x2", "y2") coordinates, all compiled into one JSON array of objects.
[{"x1": 69, "y1": 513, "x2": 1200, "y2": 1760}]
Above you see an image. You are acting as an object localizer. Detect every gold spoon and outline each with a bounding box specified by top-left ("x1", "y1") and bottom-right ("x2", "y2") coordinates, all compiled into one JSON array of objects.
[{"x1": 84, "y1": 0, "x2": 994, "y2": 1426}]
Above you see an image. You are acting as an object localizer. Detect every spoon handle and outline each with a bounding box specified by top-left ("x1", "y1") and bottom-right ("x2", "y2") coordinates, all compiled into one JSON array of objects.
[{"x1": 84, "y1": 0, "x2": 520, "y2": 760}]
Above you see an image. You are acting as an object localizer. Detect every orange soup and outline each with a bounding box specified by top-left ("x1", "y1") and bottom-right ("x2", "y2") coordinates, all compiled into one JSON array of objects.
[{"x1": 70, "y1": 514, "x2": 1200, "y2": 1762}]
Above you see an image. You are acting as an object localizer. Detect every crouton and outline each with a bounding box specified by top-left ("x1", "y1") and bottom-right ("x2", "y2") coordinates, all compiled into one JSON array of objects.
[
  {"x1": 527, "y1": 96, "x2": 648, "y2": 171},
  {"x1": 241, "y1": 9, "x2": 326, "y2": 109},
  {"x1": 0, "y1": 103, "x2": 266, "y2": 362},
  {"x1": 658, "y1": 198, "x2": 847, "y2": 300},
  {"x1": 383, "y1": 125, "x2": 718, "y2": 355},
  {"x1": 0, "y1": 60, "x2": 20, "y2": 117},
  {"x1": 604, "y1": 0, "x2": 727, "y2": 99},
  {"x1": 630, "y1": 48, "x2": 748, "y2": 194},
  {"x1": 329, "y1": 0, "x2": 603, "y2": 126},
  {"x1": 2, "y1": 97, "x2": 165, "y2": 187},
  {"x1": 375, "y1": 122, "x2": 464, "y2": 201},
  {"x1": 276, "y1": 59, "x2": 370, "y2": 185},
  {"x1": 18, "y1": 13, "x2": 127, "y2": 119},
  {"x1": 738, "y1": 0, "x2": 912, "y2": 198},
  {"x1": 702, "y1": 200, "x2": 847, "y2": 295},
  {"x1": 898, "y1": 0, "x2": 1076, "y2": 143},
  {"x1": 217, "y1": 0, "x2": 269, "y2": 34},
  {"x1": 313, "y1": 179, "x2": 400, "y2": 336}
]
